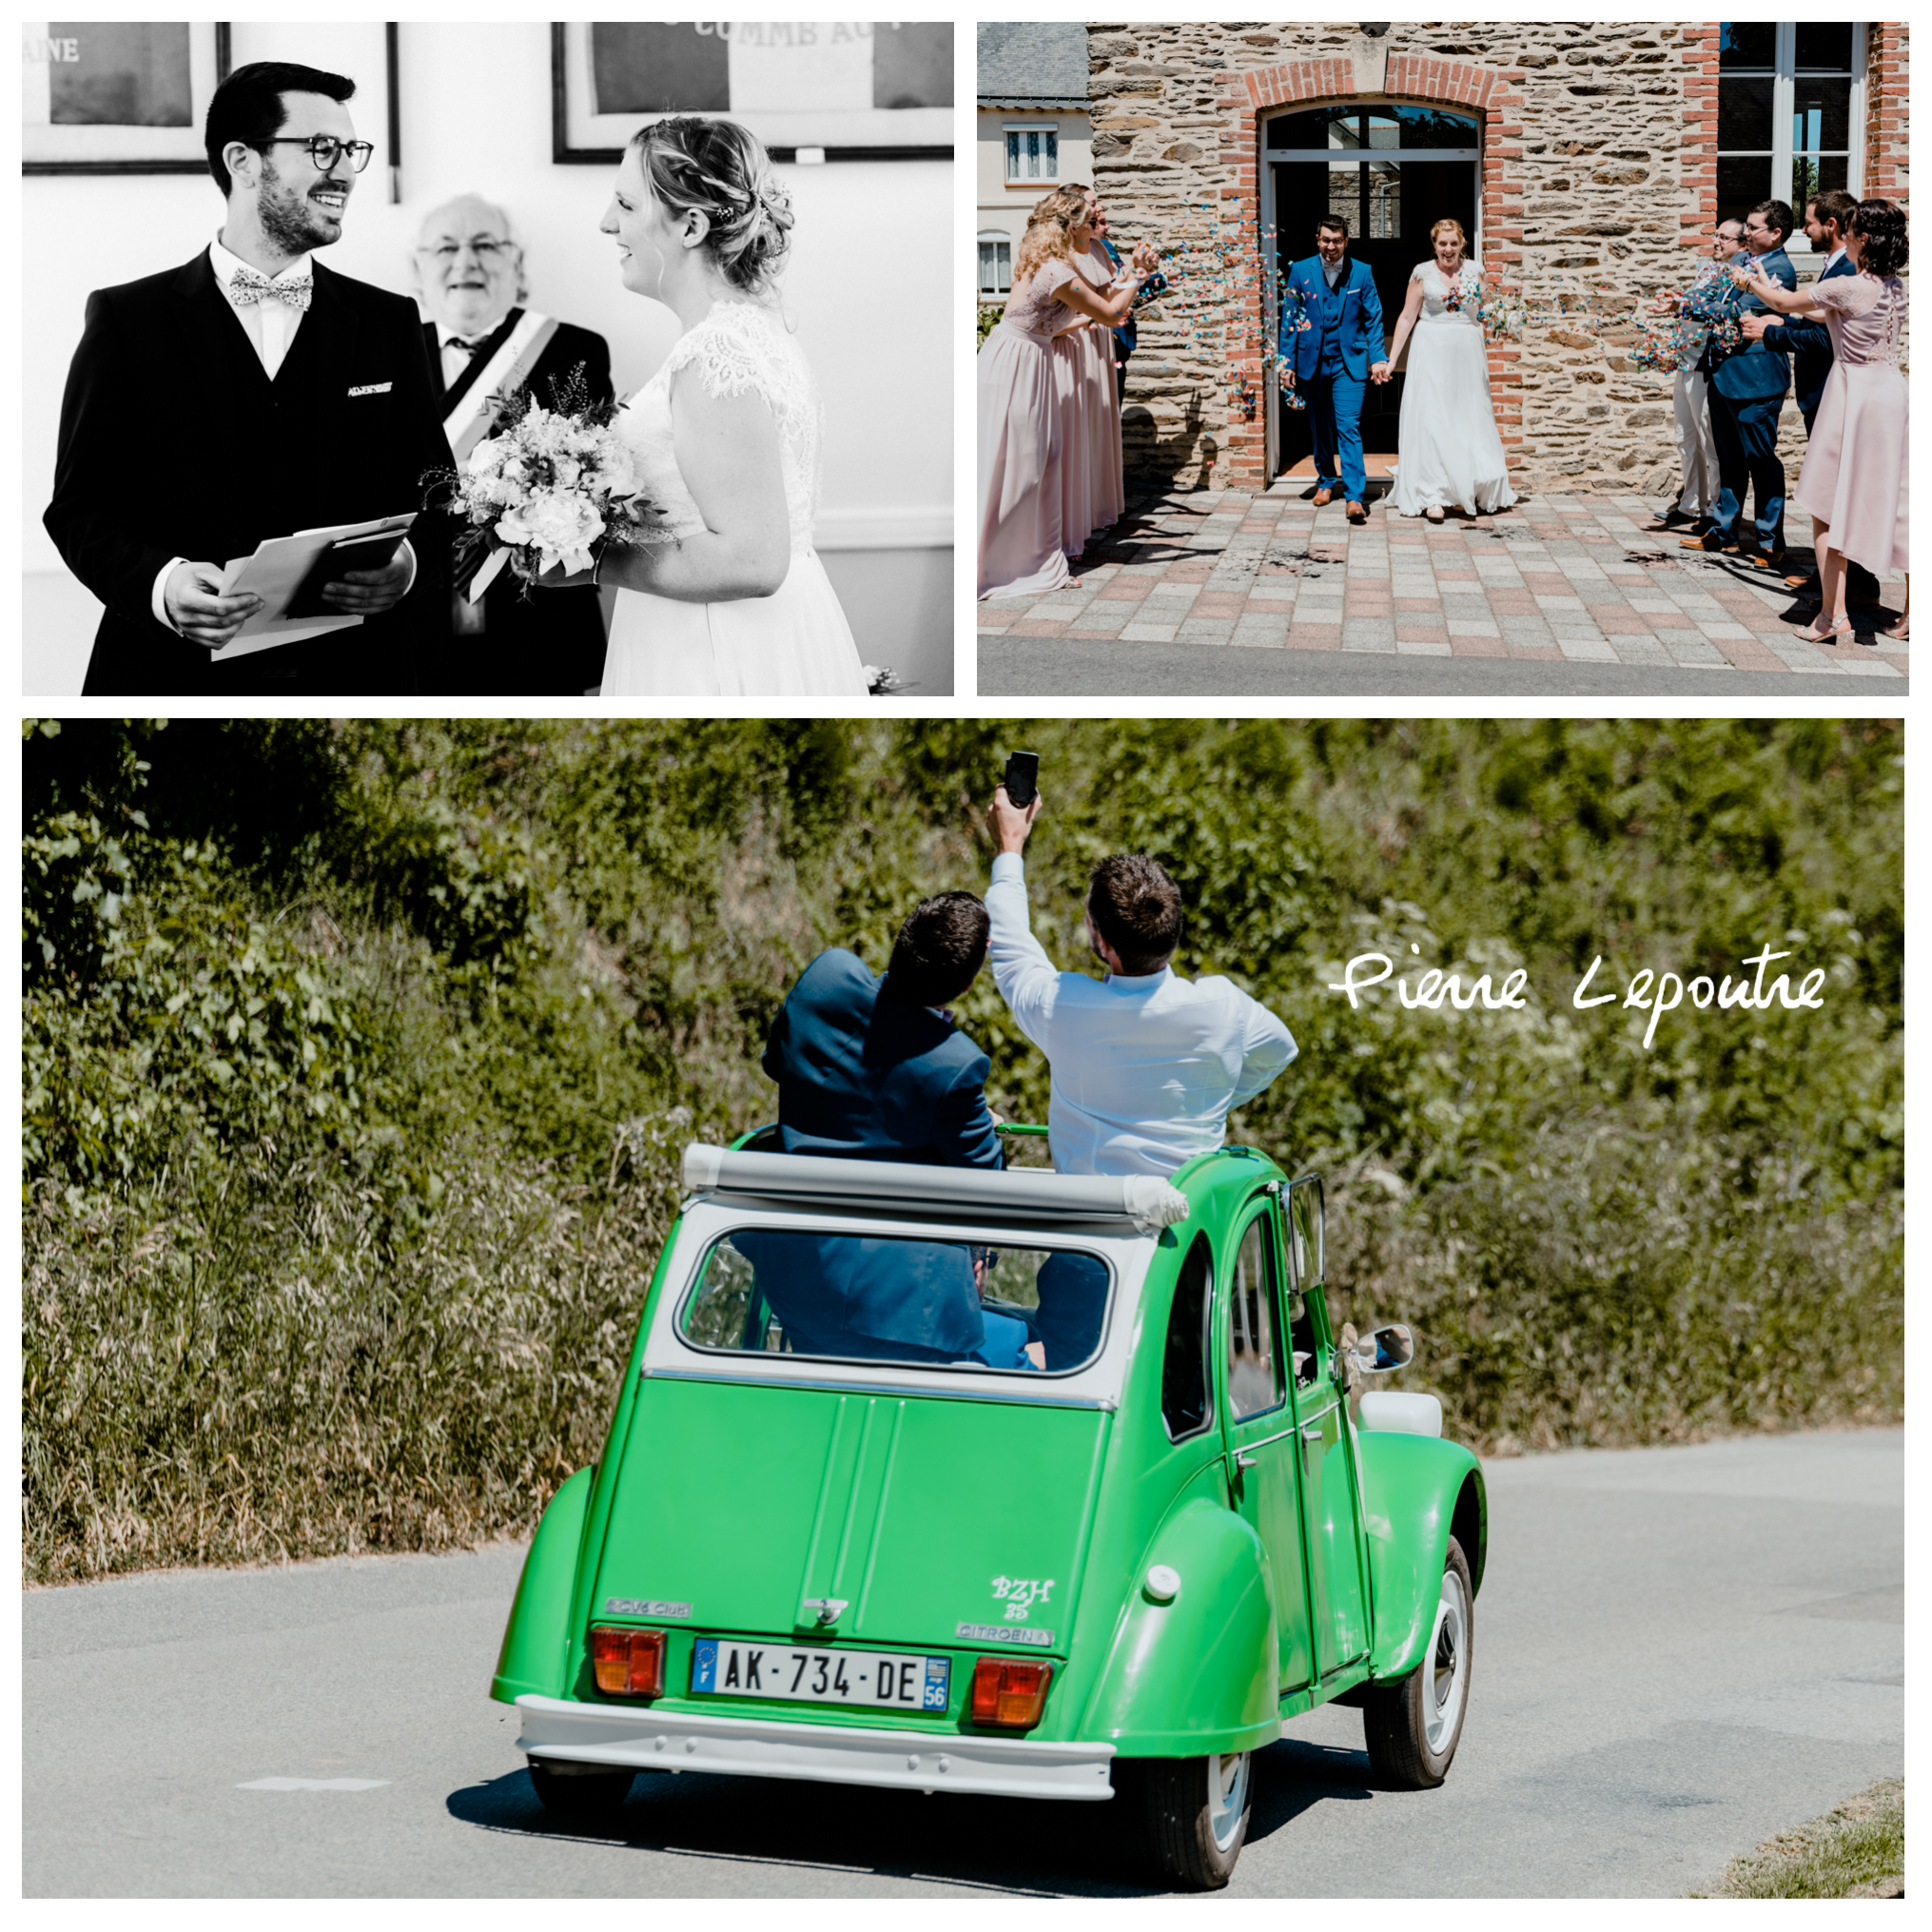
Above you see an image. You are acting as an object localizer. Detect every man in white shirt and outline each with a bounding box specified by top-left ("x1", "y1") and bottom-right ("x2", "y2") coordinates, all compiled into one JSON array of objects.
[
  {"x1": 984, "y1": 783, "x2": 1296, "y2": 1367},
  {"x1": 985, "y1": 785, "x2": 1298, "y2": 1179},
  {"x1": 46, "y1": 60, "x2": 452, "y2": 695}
]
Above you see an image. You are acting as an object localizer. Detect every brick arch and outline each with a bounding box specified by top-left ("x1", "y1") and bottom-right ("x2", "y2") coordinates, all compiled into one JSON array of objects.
[{"x1": 1217, "y1": 56, "x2": 1526, "y2": 492}]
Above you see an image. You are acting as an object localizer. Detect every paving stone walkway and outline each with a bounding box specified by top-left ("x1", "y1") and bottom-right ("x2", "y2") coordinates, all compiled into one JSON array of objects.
[{"x1": 976, "y1": 488, "x2": 1908, "y2": 681}]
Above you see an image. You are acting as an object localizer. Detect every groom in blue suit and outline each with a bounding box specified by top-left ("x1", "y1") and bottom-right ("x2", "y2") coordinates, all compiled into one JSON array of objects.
[
  {"x1": 1280, "y1": 213, "x2": 1390, "y2": 523},
  {"x1": 1686, "y1": 199, "x2": 1797, "y2": 570},
  {"x1": 762, "y1": 892, "x2": 1004, "y2": 1170},
  {"x1": 751, "y1": 892, "x2": 1025, "y2": 1366}
]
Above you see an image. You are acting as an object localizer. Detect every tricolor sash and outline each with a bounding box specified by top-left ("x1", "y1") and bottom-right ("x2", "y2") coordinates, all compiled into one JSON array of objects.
[{"x1": 442, "y1": 308, "x2": 560, "y2": 464}]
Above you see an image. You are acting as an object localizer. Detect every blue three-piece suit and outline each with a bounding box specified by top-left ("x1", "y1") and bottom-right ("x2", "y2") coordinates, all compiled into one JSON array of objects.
[
  {"x1": 1279, "y1": 255, "x2": 1386, "y2": 502},
  {"x1": 1700, "y1": 244, "x2": 1796, "y2": 553}
]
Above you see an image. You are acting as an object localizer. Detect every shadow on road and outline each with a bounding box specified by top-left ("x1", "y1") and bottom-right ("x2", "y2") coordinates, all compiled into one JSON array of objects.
[{"x1": 446, "y1": 1738, "x2": 1380, "y2": 1896}]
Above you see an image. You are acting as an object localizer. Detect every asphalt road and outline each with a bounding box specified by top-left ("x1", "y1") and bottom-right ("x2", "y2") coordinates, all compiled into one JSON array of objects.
[
  {"x1": 24, "y1": 1427, "x2": 1902, "y2": 1898},
  {"x1": 977, "y1": 638, "x2": 1906, "y2": 699}
]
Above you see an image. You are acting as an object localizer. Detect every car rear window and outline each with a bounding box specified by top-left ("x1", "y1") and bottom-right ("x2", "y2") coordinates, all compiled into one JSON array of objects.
[{"x1": 677, "y1": 1227, "x2": 1115, "y2": 1376}]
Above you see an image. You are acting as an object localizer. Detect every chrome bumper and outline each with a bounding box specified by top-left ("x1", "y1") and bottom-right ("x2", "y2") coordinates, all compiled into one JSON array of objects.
[{"x1": 514, "y1": 1693, "x2": 1116, "y2": 1802}]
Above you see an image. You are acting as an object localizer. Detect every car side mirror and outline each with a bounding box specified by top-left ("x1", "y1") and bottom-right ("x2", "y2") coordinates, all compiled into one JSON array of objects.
[{"x1": 1349, "y1": 1323, "x2": 1414, "y2": 1375}]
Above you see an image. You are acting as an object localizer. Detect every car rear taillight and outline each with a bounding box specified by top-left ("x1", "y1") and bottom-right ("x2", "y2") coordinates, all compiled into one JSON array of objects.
[
  {"x1": 969, "y1": 1657, "x2": 1052, "y2": 1728},
  {"x1": 591, "y1": 1626, "x2": 666, "y2": 1696}
]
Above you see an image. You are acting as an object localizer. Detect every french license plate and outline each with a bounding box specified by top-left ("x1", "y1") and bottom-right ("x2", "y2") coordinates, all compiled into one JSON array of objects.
[{"x1": 691, "y1": 1638, "x2": 950, "y2": 1711}]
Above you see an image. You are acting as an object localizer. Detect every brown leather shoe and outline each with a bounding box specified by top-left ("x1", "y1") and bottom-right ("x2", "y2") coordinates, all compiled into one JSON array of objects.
[
  {"x1": 1312, "y1": 486, "x2": 1335, "y2": 507},
  {"x1": 1346, "y1": 499, "x2": 1368, "y2": 523}
]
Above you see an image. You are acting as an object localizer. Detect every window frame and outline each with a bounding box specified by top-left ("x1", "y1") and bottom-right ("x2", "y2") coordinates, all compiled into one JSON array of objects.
[
  {"x1": 1003, "y1": 120, "x2": 1060, "y2": 188},
  {"x1": 1160, "y1": 1231, "x2": 1218, "y2": 1445},
  {"x1": 1715, "y1": 20, "x2": 1867, "y2": 241},
  {"x1": 1222, "y1": 1205, "x2": 1289, "y2": 1426},
  {"x1": 977, "y1": 227, "x2": 1012, "y2": 298}
]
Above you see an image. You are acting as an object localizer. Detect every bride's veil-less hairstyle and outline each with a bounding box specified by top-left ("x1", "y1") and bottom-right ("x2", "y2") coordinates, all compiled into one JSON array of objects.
[
  {"x1": 631, "y1": 115, "x2": 795, "y2": 297},
  {"x1": 1012, "y1": 183, "x2": 1091, "y2": 287}
]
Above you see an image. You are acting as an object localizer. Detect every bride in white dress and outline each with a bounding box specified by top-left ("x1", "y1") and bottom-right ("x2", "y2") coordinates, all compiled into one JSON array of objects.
[
  {"x1": 572, "y1": 116, "x2": 867, "y2": 696},
  {"x1": 1384, "y1": 218, "x2": 1518, "y2": 521}
]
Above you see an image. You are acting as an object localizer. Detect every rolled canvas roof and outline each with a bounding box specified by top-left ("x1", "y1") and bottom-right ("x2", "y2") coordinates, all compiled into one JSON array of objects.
[{"x1": 681, "y1": 1144, "x2": 1190, "y2": 1235}]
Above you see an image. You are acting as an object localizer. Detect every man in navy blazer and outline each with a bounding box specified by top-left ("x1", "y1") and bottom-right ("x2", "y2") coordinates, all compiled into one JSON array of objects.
[
  {"x1": 1685, "y1": 199, "x2": 1797, "y2": 570},
  {"x1": 762, "y1": 893, "x2": 1004, "y2": 1169},
  {"x1": 1279, "y1": 213, "x2": 1389, "y2": 522},
  {"x1": 1745, "y1": 190, "x2": 1881, "y2": 606},
  {"x1": 752, "y1": 892, "x2": 1020, "y2": 1367}
]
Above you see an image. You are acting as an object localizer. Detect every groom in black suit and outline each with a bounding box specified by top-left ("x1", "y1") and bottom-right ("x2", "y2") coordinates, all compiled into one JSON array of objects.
[
  {"x1": 414, "y1": 193, "x2": 614, "y2": 694},
  {"x1": 46, "y1": 62, "x2": 452, "y2": 696}
]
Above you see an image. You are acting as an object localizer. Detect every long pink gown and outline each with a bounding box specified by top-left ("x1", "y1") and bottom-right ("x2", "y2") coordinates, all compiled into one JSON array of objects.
[
  {"x1": 1792, "y1": 273, "x2": 1908, "y2": 576},
  {"x1": 1051, "y1": 317, "x2": 1095, "y2": 559},
  {"x1": 1081, "y1": 242, "x2": 1126, "y2": 537},
  {"x1": 978, "y1": 260, "x2": 1080, "y2": 600}
]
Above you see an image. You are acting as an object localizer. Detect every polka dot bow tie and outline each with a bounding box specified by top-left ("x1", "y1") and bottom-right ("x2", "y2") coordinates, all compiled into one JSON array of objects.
[{"x1": 228, "y1": 265, "x2": 313, "y2": 311}]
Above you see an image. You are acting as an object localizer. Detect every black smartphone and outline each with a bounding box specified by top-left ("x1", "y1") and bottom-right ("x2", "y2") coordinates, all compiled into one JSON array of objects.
[{"x1": 1003, "y1": 751, "x2": 1040, "y2": 808}]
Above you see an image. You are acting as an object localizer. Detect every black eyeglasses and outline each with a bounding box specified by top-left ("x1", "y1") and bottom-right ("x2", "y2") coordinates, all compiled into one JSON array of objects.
[{"x1": 263, "y1": 135, "x2": 375, "y2": 173}]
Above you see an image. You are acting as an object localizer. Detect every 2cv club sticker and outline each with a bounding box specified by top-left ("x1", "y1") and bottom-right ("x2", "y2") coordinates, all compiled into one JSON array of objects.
[{"x1": 957, "y1": 1575, "x2": 1056, "y2": 1648}]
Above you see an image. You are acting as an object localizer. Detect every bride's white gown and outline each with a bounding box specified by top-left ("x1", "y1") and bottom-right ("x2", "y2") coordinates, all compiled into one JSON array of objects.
[
  {"x1": 1391, "y1": 262, "x2": 1518, "y2": 518},
  {"x1": 602, "y1": 299, "x2": 868, "y2": 696}
]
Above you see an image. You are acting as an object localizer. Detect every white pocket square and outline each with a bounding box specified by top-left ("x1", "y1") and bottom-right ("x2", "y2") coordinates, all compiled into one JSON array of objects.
[{"x1": 346, "y1": 381, "x2": 392, "y2": 397}]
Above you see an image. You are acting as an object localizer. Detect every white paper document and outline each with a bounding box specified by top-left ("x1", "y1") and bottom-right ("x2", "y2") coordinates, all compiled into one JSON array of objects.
[{"x1": 208, "y1": 513, "x2": 416, "y2": 660}]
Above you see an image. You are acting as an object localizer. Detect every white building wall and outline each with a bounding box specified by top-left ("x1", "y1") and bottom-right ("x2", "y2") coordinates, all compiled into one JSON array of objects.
[{"x1": 975, "y1": 107, "x2": 1091, "y2": 298}]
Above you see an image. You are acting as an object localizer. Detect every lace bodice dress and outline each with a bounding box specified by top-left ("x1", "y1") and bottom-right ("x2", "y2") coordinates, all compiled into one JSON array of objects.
[
  {"x1": 1390, "y1": 259, "x2": 1517, "y2": 517},
  {"x1": 617, "y1": 299, "x2": 823, "y2": 560},
  {"x1": 600, "y1": 299, "x2": 866, "y2": 697},
  {"x1": 1002, "y1": 259, "x2": 1083, "y2": 339},
  {"x1": 1791, "y1": 273, "x2": 1909, "y2": 576}
]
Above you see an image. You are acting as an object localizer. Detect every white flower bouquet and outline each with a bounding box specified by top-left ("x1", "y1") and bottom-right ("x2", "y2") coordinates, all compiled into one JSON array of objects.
[{"x1": 423, "y1": 367, "x2": 654, "y2": 601}]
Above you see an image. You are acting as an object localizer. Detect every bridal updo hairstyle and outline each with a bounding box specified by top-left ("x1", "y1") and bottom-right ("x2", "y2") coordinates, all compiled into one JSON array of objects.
[
  {"x1": 1430, "y1": 218, "x2": 1467, "y2": 251},
  {"x1": 630, "y1": 115, "x2": 794, "y2": 294},
  {"x1": 1851, "y1": 197, "x2": 1908, "y2": 276},
  {"x1": 1012, "y1": 183, "x2": 1092, "y2": 287}
]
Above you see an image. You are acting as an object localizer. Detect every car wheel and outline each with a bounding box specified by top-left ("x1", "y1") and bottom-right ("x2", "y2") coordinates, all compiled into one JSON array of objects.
[
  {"x1": 527, "y1": 1758, "x2": 635, "y2": 1819},
  {"x1": 1135, "y1": 1748, "x2": 1253, "y2": 1889},
  {"x1": 1361, "y1": 1533, "x2": 1473, "y2": 1788}
]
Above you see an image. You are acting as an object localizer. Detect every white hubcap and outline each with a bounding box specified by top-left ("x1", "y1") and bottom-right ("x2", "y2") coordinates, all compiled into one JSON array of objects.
[
  {"x1": 1207, "y1": 1750, "x2": 1251, "y2": 1853},
  {"x1": 1423, "y1": 1568, "x2": 1470, "y2": 1754}
]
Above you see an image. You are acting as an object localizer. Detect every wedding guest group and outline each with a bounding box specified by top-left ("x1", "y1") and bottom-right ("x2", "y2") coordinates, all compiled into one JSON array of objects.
[
  {"x1": 45, "y1": 61, "x2": 451, "y2": 696},
  {"x1": 1738, "y1": 197, "x2": 1909, "y2": 647},
  {"x1": 1650, "y1": 214, "x2": 1745, "y2": 538},
  {"x1": 1677, "y1": 199, "x2": 1799, "y2": 572},
  {"x1": 977, "y1": 184, "x2": 1155, "y2": 600},
  {"x1": 414, "y1": 192, "x2": 612, "y2": 696}
]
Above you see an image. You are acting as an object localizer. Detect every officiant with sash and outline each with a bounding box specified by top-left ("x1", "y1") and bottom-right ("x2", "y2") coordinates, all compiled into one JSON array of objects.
[
  {"x1": 46, "y1": 61, "x2": 453, "y2": 696},
  {"x1": 416, "y1": 195, "x2": 614, "y2": 695}
]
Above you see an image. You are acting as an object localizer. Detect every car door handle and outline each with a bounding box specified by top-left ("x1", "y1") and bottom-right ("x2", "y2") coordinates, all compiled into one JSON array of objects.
[{"x1": 1300, "y1": 1424, "x2": 1324, "y2": 1444}]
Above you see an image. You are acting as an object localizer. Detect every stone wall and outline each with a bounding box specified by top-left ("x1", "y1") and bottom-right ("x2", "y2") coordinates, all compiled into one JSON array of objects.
[{"x1": 1090, "y1": 20, "x2": 1907, "y2": 498}]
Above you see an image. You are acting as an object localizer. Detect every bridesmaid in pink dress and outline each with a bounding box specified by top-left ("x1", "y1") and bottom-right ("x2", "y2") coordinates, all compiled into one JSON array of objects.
[
  {"x1": 1048, "y1": 187, "x2": 1102, "y2": 559},
  {"x1": 1080, "y1": 208, "x2": 1127, "y2": 540},
  {"x1": 977, "y1": 197, "x2": 1158, "y2": 600},
  {"x1": 1741, "y1": 199, "x2": 1909, "y2": 644}
]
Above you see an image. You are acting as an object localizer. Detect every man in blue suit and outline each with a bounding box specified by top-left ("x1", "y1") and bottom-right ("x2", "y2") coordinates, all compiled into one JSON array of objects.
[
  {"x1": 751, "y1": 892, "x2": 1028, "y2": 1367},
  {"x1": 1746, "y1": 190, "x2": 1881, "y2": 607},
  {"x1": 1279, "y1": 213, "x2": 1389, "y2": 524},
  {"x1": 762, "y1": 892, "x2": 1004, "y2": 1169},
  {"x1": 1684, "y1": 199, "x2": 1797, "y2": 571}
]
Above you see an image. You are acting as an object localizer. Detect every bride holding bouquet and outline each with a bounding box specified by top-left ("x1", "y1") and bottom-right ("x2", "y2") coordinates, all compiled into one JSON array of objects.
[{"x1": 1383, "y1": 218, "x2": 1517, "y2": 521}]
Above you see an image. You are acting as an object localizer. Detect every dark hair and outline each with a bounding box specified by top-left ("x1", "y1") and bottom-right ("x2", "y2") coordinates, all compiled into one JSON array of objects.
[
  {"x1": 885, "y1": 892, "x2": 989, "y2": 1007},
  {"x1": 205, "y1": 61, "x2": 355, "y2": 197},
  {"x1": 1087, "y1": 854, "x2": 1182, "y2": 976},
  {"x1": 631, "y1": 115, "x2": 794, "y2": 295},
  {"x1": 1850, "y1": 197, "x2": 1908, "y2": 277},
  {"x1": 1316, "y1": 212, "x2": 1351, "y2": 239},
  {"x1": 1748, "y1": 198, "x2": 1795, "y2": 244},
  {"x1": 1808, "y1": 187, "x2": 1858, "y2": 236}
]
